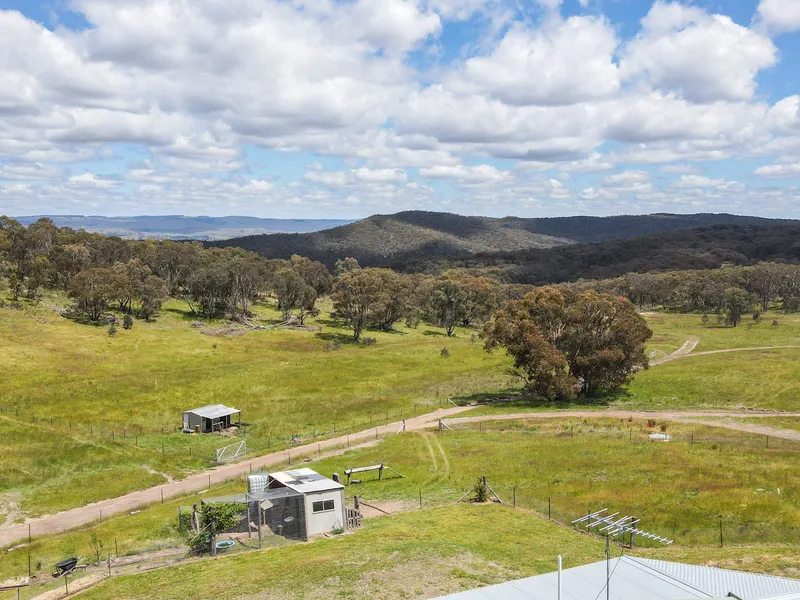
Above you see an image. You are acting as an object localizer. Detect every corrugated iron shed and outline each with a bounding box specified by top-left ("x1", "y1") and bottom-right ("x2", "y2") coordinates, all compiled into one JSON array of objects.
[
  {"x1": 434, "y1": 556, "x2": 800, "y2": 600},
  {"x1": 185, "y1": 404, "x2": 240, "y2": 419}
]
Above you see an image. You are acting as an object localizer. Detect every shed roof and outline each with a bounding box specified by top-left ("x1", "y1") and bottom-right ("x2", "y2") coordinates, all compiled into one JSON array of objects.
[
  {"x1": 433, "y1": 556, "x2": 800, "y2": 600},
  {"x1": 184, "y1": 404, "x2": 240, "y2": 419},
  {"x1": 269, "y1": 468, "x2": 344, "y2": 494}
]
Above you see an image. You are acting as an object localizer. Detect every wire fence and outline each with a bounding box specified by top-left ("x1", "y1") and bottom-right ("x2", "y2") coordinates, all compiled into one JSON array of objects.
[{"x1": 0, "y1": 400, "x2": 450, "y2": 466}]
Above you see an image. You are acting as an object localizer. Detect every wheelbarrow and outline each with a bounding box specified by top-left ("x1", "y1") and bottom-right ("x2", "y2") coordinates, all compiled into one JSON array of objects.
[{"x1": 54, "y1": 557, "x2": 78, "y2": 577}]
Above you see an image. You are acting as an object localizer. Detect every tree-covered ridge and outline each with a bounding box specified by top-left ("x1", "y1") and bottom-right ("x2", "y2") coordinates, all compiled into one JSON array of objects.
[
  {"x1": 212, "y1": 211, "x2": 794, "y2": 270},
  {"x1": 466, "y1": 224, "x2": 800, "y2": 285}
]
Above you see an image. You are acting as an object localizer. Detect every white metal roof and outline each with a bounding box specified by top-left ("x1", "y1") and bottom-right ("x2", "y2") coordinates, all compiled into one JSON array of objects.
[
  {"x1": 185, "y1": 404, "x2": 240, "y2": 419},
  {"x1": 433, "y1": 556, "x2": 800, "y2": 600},
  {"x1": 269, "y1": 468, "x2": 344, "y2": 494}
]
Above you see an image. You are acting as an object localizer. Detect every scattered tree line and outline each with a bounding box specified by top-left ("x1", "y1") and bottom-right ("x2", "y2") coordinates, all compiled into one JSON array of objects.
[
  {"x1": 0, "y1": 217, "x2": 333, "y2": 324},
  {"x1": 0, "y1": 218, "x2": 511, "y2": 334},
  {"x1": 569, "y1": 262, "x2": 800, "y2": 326},
  {"x1": 331, "y1": 265, "x2": 502, "y2": 340}
]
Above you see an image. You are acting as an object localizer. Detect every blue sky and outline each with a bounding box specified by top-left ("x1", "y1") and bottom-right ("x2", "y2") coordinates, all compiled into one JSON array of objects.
[{"x1": 1, "y1": 0, "x2": 799, "y2": 219}]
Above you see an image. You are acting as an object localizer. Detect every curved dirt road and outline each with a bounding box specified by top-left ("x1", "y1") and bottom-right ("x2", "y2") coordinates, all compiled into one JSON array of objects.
[
  {"x1": 3, "y1": 405, "x2": 798, "y2": 549},
  {"x1": 649, "y1": 336, "x2": 700, "y2": 365},
  {"x1": 0, "y1": 406, "x2": 473, "y2": 549},
  {"x1": 437, "y1": 411, "x2": 800, "y2": 442},
  {"x1": 650, "y1": 335, "x2": 800, "y2": 366}
]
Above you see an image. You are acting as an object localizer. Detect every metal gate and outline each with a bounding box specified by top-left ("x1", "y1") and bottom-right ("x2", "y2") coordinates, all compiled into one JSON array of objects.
[{"x1": 215, "y1": 440, "x2": 246, "y2": 464}]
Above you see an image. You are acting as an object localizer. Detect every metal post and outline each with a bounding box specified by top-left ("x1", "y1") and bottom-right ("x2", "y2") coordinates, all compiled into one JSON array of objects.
[
  {"x1": 557, "y1": 555, "x2": 562, "y2": 600},
  {"x1": 161, "y1": 489, "x2": 164, "y2": 504},
  {"x1": 548, "y1": 497, "x2": 551, "y2": 520},
  {"x1": 719, "y1": 516, "x2": 723, "y2": 548},
  {"x1": 258, "y1": 503, "x2": 263, "y2": 549},
  {"x1": 115, "y1": 538, "x2": 118, "y2": 557},
  {"x1": 606, "y1": 534, "x2": 610, "y2": 600}
]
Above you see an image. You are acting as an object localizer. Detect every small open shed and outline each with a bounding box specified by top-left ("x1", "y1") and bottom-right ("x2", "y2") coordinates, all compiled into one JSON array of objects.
[{"x1": 183, "y1": 404, "x2": 241, "y2": 433}]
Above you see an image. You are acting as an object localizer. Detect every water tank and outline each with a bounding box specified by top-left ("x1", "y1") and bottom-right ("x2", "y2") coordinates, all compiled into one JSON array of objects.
[{"x1": 248, "y1": 473, "x2": 269, "y2": 494}]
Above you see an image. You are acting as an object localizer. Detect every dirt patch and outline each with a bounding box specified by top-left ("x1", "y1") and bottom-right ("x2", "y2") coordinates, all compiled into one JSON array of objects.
[
  {"x1": 0, "y1": 493, "x2": 23, "y2": 526},
  {"x1": 144, "y1": 467, "x2": 174, "y2": 484},
  {"x1": 358, "y1": 499, "x2": 418, "y2": 519}
]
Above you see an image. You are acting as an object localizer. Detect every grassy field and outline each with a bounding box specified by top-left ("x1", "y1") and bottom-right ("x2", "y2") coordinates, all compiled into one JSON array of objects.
[
  {"x1": 621, "y1": 348, "x2": 800, "y2": 411},
  {"x1": 730, "y1": 417, "x2": 800, "y2": 432},
  {"x1": 0, "y1": 293, "x2": 511, "y2": 519},
  {"x1": 1, "y1": 418, "x2": 797, "y2": 598},
  {"x1": 307, "y1": 421, "x2": 800, "y2": 546},
  {"x1": 3, "y1": 298, "x2": 800, "y2": 521},
  {"x1": 645, "y1": 312, "x2": 800, "y2": 351},
  {"x1": 467, "y1": 312, "x2": 800, "y2": 414},
  {"x1": 57, "y1": 505, "x2": 800, "y2": 600}
]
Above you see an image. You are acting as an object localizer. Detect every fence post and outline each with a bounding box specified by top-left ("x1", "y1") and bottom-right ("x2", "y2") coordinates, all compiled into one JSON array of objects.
[
  {"x1": 115, "y1": 538, "x2": 119, "y2": 558},
  {"x1": 548, "y1": 497, "x2": 551, "y2": 520},
  {"x1": 258, "y1": 504, "x2": 263, "y2": 549},
  {"x1": 719, "y1": 516, "x2": 723, "y2": 548}
]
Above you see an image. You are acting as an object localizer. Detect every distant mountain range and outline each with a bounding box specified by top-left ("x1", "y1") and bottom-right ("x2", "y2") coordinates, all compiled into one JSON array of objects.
[
  {"x1": 12, "y1": 215, "x2": 353, "y2": 240},
  {"x1": 213, "y1": 211, "x2": 800, "y2": 269}
]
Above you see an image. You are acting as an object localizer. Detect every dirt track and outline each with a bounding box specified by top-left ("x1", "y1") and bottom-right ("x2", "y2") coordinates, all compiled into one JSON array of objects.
[
  {"x1": 0, "y1": 406, "x2": 472, "y2": 549},
  {"x1": 440, "y1": 411, "x2": 800, "y2": 442}
]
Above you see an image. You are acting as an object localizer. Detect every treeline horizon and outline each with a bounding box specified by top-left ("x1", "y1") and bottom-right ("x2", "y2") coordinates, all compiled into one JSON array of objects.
[{"x1": 1, "y1": 217, "x2": 793, "y2": 335}]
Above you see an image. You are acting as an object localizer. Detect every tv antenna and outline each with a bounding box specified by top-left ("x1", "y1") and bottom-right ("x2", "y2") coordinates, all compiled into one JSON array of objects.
[{"x1": 572, "y1": 509, "x2": 673, "y2": 545}]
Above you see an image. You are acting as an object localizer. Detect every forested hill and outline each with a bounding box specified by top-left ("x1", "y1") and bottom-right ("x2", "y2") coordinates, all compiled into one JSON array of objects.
[
  {"x1": 213, "y1": 211, "x2": 796, "y2": 269},
  {"x1": 211, "y1": 211, "x2": 572, "y2": 269},
  {"x1": 467, "y1": 224, "x2": 800, "y2": 285}
]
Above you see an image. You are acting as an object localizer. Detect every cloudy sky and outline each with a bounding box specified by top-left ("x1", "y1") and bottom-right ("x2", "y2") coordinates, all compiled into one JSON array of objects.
[{"x1": 1, "y1": 0, "x2": 800, "y2": 219}]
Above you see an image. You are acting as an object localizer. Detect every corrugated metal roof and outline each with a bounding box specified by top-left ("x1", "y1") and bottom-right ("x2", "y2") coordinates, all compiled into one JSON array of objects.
[
  {"x1": 185, "y1": 404, "x2": 240, "y2": 419},
  {"x1": 629, "y1": 558, "x2": 800, "y2": 600},
  {"x1": 434, "y1": 556, "x2": 800, "y2": 600},
  {"x1": 270, "y1": 468, "x2": 344, "y2": 493}
]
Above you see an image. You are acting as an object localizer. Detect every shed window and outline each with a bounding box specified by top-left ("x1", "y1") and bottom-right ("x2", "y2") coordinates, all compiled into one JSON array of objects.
[{"x1": 312, "y1": 499, "x2": 335, "y2": 513}]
